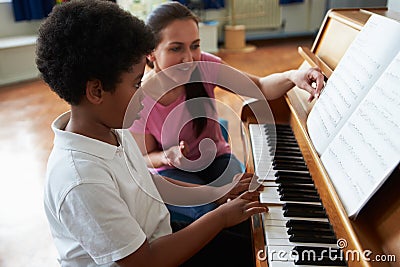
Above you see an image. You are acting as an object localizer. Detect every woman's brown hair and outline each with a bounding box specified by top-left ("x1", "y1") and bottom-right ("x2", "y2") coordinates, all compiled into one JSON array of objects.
[{"x1": 146, "y1": 2, "x2": 213, "y2": 137}]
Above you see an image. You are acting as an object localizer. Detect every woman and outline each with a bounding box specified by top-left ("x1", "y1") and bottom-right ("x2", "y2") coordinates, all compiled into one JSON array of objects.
[{"x1": 130, "y1": 2, "x2": 324, "y2": 222}]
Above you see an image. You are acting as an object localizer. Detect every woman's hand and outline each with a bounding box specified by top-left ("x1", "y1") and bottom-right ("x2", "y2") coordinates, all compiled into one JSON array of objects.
[
  {"x1": 290, "y1": 67, "x2": 325, "y2": 102},
  {"x1": 163, "y1": 140, "x2": 189, "y2": 167}
]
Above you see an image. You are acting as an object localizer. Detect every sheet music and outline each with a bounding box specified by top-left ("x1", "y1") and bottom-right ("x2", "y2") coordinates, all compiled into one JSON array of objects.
[
  {"x1": 307, "y1": 14, "x2": 400, "y2": 155},
  {"x1": 320, "y1": 51, "x2": 400, "y2": 218}
]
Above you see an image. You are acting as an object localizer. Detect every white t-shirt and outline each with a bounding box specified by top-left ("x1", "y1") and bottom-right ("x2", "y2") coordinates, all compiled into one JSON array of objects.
[{"x1": 44, "y1": 111, "x2": 172, "y2": 266}]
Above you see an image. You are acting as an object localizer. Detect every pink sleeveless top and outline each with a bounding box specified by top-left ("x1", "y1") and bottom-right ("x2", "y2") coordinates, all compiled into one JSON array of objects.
[{"x1": 130, "y1": 52, "x2": 231, "y2": 172}]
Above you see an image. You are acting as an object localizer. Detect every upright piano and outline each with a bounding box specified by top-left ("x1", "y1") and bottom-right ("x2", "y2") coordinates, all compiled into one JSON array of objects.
[{"x1": 240, "y1": 8, "x2": 400, "y2": 267}]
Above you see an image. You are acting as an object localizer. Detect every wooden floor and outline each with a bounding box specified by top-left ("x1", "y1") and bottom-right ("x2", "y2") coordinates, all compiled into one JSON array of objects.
[{"x1": 0, "y1": 36, "x2": 312, "y2": 267}]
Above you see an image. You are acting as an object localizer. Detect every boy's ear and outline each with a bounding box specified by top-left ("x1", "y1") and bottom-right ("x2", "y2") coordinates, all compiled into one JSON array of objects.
[
  {"x1": 85, "y1": 79, "x2": 104, "y2": 104},
  {"x1": 147, "y1": 52, "x2": 156, "y2": 62}
]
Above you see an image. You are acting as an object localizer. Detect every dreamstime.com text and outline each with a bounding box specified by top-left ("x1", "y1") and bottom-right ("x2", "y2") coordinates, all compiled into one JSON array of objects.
[{"x1": 257, "y1": 239, "x2": 397, "y2": 263}]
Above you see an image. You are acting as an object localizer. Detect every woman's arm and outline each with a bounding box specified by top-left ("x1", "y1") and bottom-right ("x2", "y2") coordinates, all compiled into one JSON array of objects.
[
  {"x1": 131, "y1": 132, "x2": 169, "y2": 168},
  {"x1": 247, "y1": 68, "x2": 324, "y2": 101},
  {"x1": 131, "y1": 132, "x2": 188, "y2": 169},
  {"x1": 218, "y1": 60, "x2": 324, "y2": 102}
]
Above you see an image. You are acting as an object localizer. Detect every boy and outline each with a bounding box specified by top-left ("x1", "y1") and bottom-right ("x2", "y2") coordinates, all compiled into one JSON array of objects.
[{"x1": 38, "y1": 1, "x2": 266, "y2": 266}]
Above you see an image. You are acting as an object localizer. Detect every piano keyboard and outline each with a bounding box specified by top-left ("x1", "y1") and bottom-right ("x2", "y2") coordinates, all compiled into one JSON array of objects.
[{"x1": 249, "y1": 124, "x2": 347, "y2": 267}]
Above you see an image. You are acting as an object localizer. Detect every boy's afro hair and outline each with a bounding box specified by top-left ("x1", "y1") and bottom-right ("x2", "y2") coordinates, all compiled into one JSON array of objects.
[{"x1": 36, "y1": 0, "x2": 155, "y2": 105}]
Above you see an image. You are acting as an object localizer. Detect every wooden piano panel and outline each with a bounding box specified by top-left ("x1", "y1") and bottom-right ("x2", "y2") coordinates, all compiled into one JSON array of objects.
[
  {"x1": 242, "y1": 8, "x2": 400, "y2": 267},
  {"x1": 312, "y1": 9, "x2": 364, "y2": 70}
]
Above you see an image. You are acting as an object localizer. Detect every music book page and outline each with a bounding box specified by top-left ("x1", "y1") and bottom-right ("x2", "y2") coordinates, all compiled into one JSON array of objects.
[
  {"x1": 320, "y1": 51, "x2": 400, "y2": 218},
  {"x1": 306, "y1": 14, "x2": 400, "y2": 218},
  {"x1": 307, "y1": 14, "x2": 400, "y2": 155}
]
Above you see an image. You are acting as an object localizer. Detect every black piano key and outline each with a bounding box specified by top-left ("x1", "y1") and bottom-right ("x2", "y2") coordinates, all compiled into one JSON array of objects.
[
  {"x1": 268, "y1": 137, "x2": 297, "y2": 143},
  {"x1": 271, "y1": 127, "x2": 293, "y2": 134},
  {"x1": 279, "y1": 186, "x2": 318, "y2": 193},
  {"x1": 273, "y1": 159, "x2": 307, "y2": 166},
  {"x1": 270, "y1": 150, "x2": 304, "y2": 157},
  {"x1": 278, "y1": 162, "x2": 309, "y2": 170},
  {"x1": 273, "y1": 160, "x2": 308, "y2": 168},
  {"x1": 269, "y1": 140, "x2": 298, "y2": 147},
  {"x1": 273, "y1": 155, "x2": 305, "y2": 162},
  {"x1": 289, "y1": 234, "x2": 337, "y2": 244},
  {"x1": 270, "y1": 146, "x2": 302, "y2": 153},
  {"x1": 283, "y1": 203, "x2": 327, "y2": 218},
  {"x1": 280, "y1": 193, "x2": 321, "y2": 202},
  {"x1": 267, "y1": 139, "x2": 300, "y2": 150},
  {"x1": 273, "y1": 164, "x2": 309, "y2": 171},
  {"x1": 291, "y1": 230, "x2": 337, "y2": 239},
  {"x1": 280, "y1": 190, "x2": 319, "y2": 198},
  {"x1": 288, "y1": 224, "x2": 333, "y2": 233},
  {"x1": 266, "y1": 125, "x2": 293, "y2": 131},
  {"x1": 264, "y1": 132, "x2": 292, "y2": 138},
  {"x1": 268, "y1": 138, "x2": 299, "y2": 144},
  {"x1": 269, "y1": 141, "x2": 298, "y2": 147},
  {"x1": 284, "y1": 210, "x2": 327, "y2": 218},
  {"x1": 294, "y1": 245, "x2": 343, "y2": 256},
  {"x1": 287, "y1": 227, "x2": 334, "y2": 235},
  {"x1": 273, "y1": 158, "x2": 306, "y2": 165},
  {"x1": 280, "y1": 185, "x2": 318, "y2": 193},
  {"x1": 275, "y1": 179, "x2": 314, "y2": 187},
  {"x1": 267, "y1": 132, "x2": 297, "y2": 139},
  {"x1": 276, "y1": 175, "x2": 313, "y2": 182},
  {"x1": 283, "y1": 203, "x2": 324, "y2": 211},
  {"x1": 276, "y1": 177, "x2": 314, "y2": 184},
  {"x1": 279, "y1": 188, "x2": 319, "y2": 196},
  {"x1": 264, "y1": 124, "x2": 292, "y2": 131},
  {"x1": 275, "y1": 171, "x2": 311, "y2": 178},
  {"x1": 286, "y1": 220, "x2": 332, "y2": 229},
  {"x1": 278, "y1": 184, "x2": 316, "y2": 191}
]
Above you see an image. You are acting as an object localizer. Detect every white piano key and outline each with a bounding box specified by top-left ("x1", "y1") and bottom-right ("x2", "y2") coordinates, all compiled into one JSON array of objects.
[
  {"x1": 263, "y1": 219, "x2": 287, "y2": 227},
  {"x1": 268, "y1": 246, "x2": 297, "y2": 262},
  {"x1": 251, "y1": 124, "x2": 344, "y2": 267},
  {"x1": 258, "y1": 174, "x2": 277, "y2": 183},
  {"x1": 264, "y1": 225, "x2": 289, "y2": 239},
  {"x1": 262, "y1": 181, "x2": 279, "y2": 187},
  {"x1": 260, "y1": 188, "x2": 282, "y2": 204},
  {"x1": 264, "y1": 206, "x2": 285, "y2": 218},
  {"x1": 261, "y1": 199, "x2": 285, "y2": 205},
  {"x1": 266, "y1": 238, "x2": 337, "y2": 248}
]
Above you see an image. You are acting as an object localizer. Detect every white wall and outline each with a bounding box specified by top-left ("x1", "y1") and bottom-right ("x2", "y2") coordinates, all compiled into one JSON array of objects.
[
  {"x1": 327, "y1": 0, "x2": 387, "y2": 9},
  {"x1": 388, "y1": 0, "x2": 400, "y2": 12},
  {"x1": 0, "y1": 0, "x2": 397, "y2": 85},
  {"x1": 198, "y1": 0, "x2": 328, "y2": 41},
  {"x1": 0, "y1": 1, "x2": 42, "y2": 38},
  {"x1": 0, "y1": 2, "x2": 42, "y2": 86}
]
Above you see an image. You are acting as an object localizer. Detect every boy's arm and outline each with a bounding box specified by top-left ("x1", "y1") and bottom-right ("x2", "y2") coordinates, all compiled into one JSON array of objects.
[
  {"x1": 116, "y1": 191, "x2": 266, "y2": 267},
  {"x1": 151, "y1": 173, "x2": 259, "y2": 205}
]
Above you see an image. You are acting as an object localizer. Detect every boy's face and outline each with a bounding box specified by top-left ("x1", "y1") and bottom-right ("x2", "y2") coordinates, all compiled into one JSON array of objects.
[
  {"x1": 151, "y1": 19, "x2": 201, "y2": 83},
  {"x1": 102, "y1": 57, "x2": 146, "y2": 129}
]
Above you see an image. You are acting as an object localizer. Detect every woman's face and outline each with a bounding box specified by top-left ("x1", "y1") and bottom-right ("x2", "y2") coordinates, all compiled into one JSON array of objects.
[{"x1": 151, "y1": 19, "x2": 201, "y2": 84}]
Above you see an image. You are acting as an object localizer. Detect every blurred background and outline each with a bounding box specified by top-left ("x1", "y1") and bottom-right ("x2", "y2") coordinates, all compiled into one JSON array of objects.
[{"x1": 1, "y1": 0, "x2": 397, "y2": 87}]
